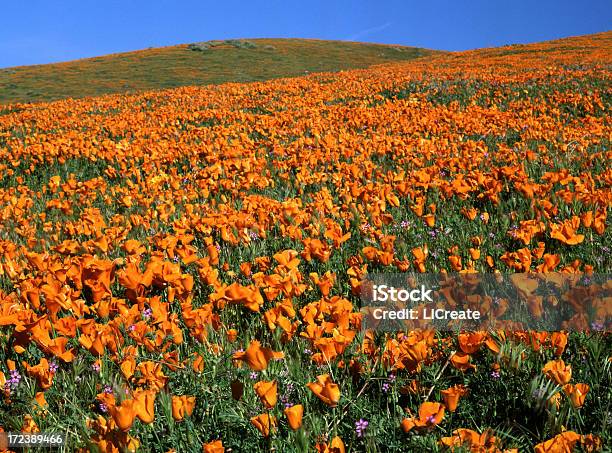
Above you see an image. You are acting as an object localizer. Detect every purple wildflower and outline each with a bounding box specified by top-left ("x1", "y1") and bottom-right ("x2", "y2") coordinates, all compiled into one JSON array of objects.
[
  {"x1": 7, "y1": 369, "x2": 21, "y2": 389},
  {"x1": 355, "y1": 419, "x2": 369, "y2": 438}
]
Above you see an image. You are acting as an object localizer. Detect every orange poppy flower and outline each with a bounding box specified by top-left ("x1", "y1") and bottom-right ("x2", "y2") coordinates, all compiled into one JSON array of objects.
[
  {"x1": 26, "y1": 358, "x2": 55, "y2": 390},
  {"x1": 223, "y1": 282, "x2": 265, "y2": 312},
  {"x1": 203, "y1": 440, "x2": 225, "y2": 453},
  {"x1": 250, "y1": 413, "x2": 276, "y2": 437},
  {"x1": 550, "y1": 332, "x2": 568, "y2": 356},
  {"x1": 136, "y1": 361, "x2": 168, "y2": 391},
  {"x1": 33, "y1": 391, "x2": 48, "y2": 416},
  {"x1": 315, "y1": 436, "x2": 345, "y2": 453},
  {"x1": 469, "y1": 247, "x2": 481, "y2": 260},
  {"x1": 440, "y1": 384, "x2": 469, "y2": 412},
  {"x1": 120, "y1": 357, "x2": 136, "y2": 380},
  {"x1": 192, "y1": 353, "x2": 205, "y2": 373},
  {"x1": 410, "y1": 197, "x2": 425, "y2": 217},
  {"x1": 21, "y1": 414, "x2": 40, "y2": 433},
  {"x1": 549, "y1": 216, "x2": 584, "y2": 245},
  {"x1": 423, "y1": 214, "x2": 435, "y2": 227},
  {"x1": 448, "y1": 255, "x2": 462, "y2": 271},
  {"x1": 440, "y1": 428, "x2": 506, "y2": 451},
  {"x1": 531, "y1": 241, "x2": 546, "y2": 260},
  {"x1": 534, "y1": 431, "x2": 582, "y2": 453},
  {"x1": 547, "y1": 392, "x2": 562, "y2": 411},
  {"x1": 461, "y1": 207, "x2": 478, "y2": 221},
  {"x1": 171, "y1": 395, "x2": 196, "y2": 421},
  {"x1": 562, "y1": 383, "x2": 589, "y2": 408},
  {"x1": 398, "y1": 339, "x2": 430, "y2": 373},
  {"x1": 301, "y1": 238, "x2": 331, "y2": 263},
  {"x1": 133, "y1": 389, "x2": 156, "y2": 424},
  {"x1": 458, "y1": 331, "x2": 487, "y2": 354},
  {"x1": 500, "y1": 248, "x2": 532, "y2": 272},
  {"x1": 232, "y1": 340, "x2": 284, "y2": 371},
  {"x1": 530, "y1": 331, "x2": 549, "y2": 352},
  {"x1": 484, "y1": 334, "x2": 502, "y2": 354},
  {"x1": 542, "y1": 359, "x2": 572, "y2": 385},
  {"x1": 254, "y1": 380, "x2": 277, "y2": 409},
  {"x1": 226, "y1": 329, "x2": 238, "y2": 343},
  {"x1": 284, "y1": 404, "x2": 303, "y2": 430},
  {"x1": 401, "y1": 401, "x2": 445, "y2": 432},
  {"x1": 592, "y1": 208, "x2": 606, "y2": 235},
  {"x1": 310, "y1": 271, "x2": 336, "y2": 297},
  {"x1": 412, "y1": 246, "x2": 428, "y2": 273},
  {"x1": 307, "y1": 374, "x2": 341, "y2": 407},
  {"x1": 82, "y1": 258, "x2": 115, "y2": 303},
  {"x1": 362, "y1": 246, "x2": 394, "y2": 266},
  {"x1": 581, "y1": 434, "x2": 602, "y2": 452},
  {"x1": 450, "y1": 352, "x2": 476, "y2": 372},
  {"x1": 511, "y1": 219, "x2": 546, "y2": 245},
  {"x1": 108, "y1": 399, "x2": 137, "y2": 431},
  {"x1": 536, "y1": 253, "x2": 560, "y2": 272},
  {"x1": 78, "y1": 333, "x2": 105, "y2": 357},
  {"x1": 324, "y1": 221, "x2": 351, "y2": 248}
]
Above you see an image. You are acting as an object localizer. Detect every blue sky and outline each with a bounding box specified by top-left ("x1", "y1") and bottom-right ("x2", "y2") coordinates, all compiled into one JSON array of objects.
[{"x1": 1, "y1": 0, "x2": 610, "y2": 68}]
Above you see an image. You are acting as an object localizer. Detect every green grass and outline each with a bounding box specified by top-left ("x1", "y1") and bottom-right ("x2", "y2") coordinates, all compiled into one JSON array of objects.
[{"x1": 0, "y1": 38, "x2": 438, "y2": 104}]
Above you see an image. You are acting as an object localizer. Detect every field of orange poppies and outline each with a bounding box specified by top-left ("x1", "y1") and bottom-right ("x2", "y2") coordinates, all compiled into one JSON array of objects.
[{"x1": 0, "y1": 32, "x2": 610, "y2": 452}]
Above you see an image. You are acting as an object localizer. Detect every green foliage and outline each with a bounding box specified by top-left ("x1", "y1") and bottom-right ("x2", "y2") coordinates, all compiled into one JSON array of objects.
[{"x1": 0, "y1": 39, "x2": 436, "y2": 104}]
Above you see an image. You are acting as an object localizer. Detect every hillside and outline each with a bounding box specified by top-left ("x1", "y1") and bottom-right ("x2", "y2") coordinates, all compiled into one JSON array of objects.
[
  {"x1": 0, "y1": 32, "x2": 610, "y2": 452},
  {"x1": 0, "y1": 38, "x2": 437, "y2": 104}
]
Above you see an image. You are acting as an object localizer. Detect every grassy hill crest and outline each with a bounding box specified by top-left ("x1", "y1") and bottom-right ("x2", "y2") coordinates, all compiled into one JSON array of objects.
[{"x1": 0, "y1": 38, "x2": 438, "y2": 104}]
